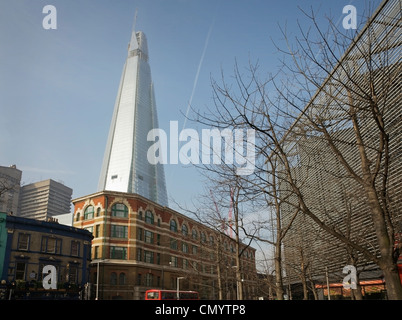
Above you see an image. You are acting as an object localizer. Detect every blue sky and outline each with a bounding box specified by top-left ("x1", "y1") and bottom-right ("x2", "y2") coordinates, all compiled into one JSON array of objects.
[{"x1": 0, "y1": 0, "x2": 381, "y2": 214}]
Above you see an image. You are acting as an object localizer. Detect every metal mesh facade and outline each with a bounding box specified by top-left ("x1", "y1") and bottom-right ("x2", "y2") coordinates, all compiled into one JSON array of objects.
[{"x1": 280, "y1": 0, "x2": 401, "y2": 286}]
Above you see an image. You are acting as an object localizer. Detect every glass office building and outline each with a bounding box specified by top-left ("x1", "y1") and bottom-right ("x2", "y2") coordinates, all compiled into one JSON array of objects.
[{"x1": 98, "y1": 29, "x2": 168, "y2": 207}]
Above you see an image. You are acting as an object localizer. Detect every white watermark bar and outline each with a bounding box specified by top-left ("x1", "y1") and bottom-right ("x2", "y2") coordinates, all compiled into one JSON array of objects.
[{"x1": 147, "y1": 121, "x2": 255, "y2": 175}]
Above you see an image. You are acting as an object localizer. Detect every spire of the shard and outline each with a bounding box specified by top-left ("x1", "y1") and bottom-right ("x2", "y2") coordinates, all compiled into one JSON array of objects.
[{"x1": 129, "y1": 9, "x2": 139, "y2": 52}]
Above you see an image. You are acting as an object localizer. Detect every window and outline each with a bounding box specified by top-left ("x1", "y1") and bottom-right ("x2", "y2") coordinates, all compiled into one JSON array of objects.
[
  {"x1": 182, "y1": 242, "x2": 189, "y2": 253},
  {"x1": 111, "y1": 225, "x2": 128, "y2": 238},
  {"x1": 111, "y1": 272, "x2": 117, "y2": 285},
  {"x1": 192, "y1": 229, "x2": 198, "y2": 240},
  {"x1": 15, "y1": 262, "x2": 26, "y2": 280},
  {"x1": 144, "y1": 250, "x2": 154, "y2": 264},
  {"x1": 137, "y1": 228, "x2": 143, "y2": 241},
  {"x1": 18, "y1": 233, "x2": 30, "y2": 250},
  {"x1": 75, "y1": 212, "x2": 80, "y2": 222},
  {"x1": 119, "y1": 272, "x2": 126, "y2": 285},
  {"x1": 192, "y1": 245, "x2": 198, "y2": 255},
  {"x1": 170, "y1": 238, "x2": 178, "y2": 250},
  {"x1": 94, "y1": 246, "x2": 99, "y2": 259},
  {"x1": 145, "y1": 210, "x2": 154, "y2": 224},
  {"x1": 171, "y1": 256, "x2": 178, "y2": 267},
  {"x1": 68, "y1": 266, "x2": 78, "y2": 284},
  {"x1": 145, "y1": 273, "x2": 153, "y2": 286},
  {"x1": 137, "y1": 248, "x2": 142, "y2": 261},
  {"x1": 144, "y1": 230, "x2": 154, "y2": 244},
  {"x1": 112, "y1": 203, "x2": 128, "y2": 218},
  {"x1": 95, "y1": 224, "x2": 100, "y2": 238},
  {"x1": 41, "y1": 236, "x2": 61, "y2": 254},
  {"x1": 84, "y1": 206, "x2": 94, "y2": 219},
  {"x1": 71, "y1": 241, "x2": 80, "y2": 256},
  {"x1": 110, "y1": 246, "x2": 127, "y2": 259},
  {"x1": 170, "y1": 220, "x2": 177, "y2": 232},
  {"x1": 182, "y1": 224, "x2": 188, "y2": 236},
  {"x1": 201, "y1": 232, "x2": 206, "y2": 243},
  {"x1": 209, "y1": 236, "x2": 214, "y2": 245}
]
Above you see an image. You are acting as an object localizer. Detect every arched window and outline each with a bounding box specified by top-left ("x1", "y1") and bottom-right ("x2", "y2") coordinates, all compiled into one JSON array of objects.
[
  {"x1": 192, "y1": 229, "x2": 198, "y2": 240},
  {"x1": 84, "y1": 206, "x2": 94, "y2": 219},
  {"x1": 182, "y1": 224, "x2": 188, "y2": 236},
  {"x1": 76, "y1": 212, "x2": 80, "y2": 222},
  {"x1": 170, "y1": 219, "x2": 177, "y2": 232},
  {"x1": 145, "y1": 210, "x2": 154, "y2": 224},
  {"x1": 112, "y1": 203, "x2": 128, "y2": 218},
  {"x1": 119, "y1": 272, "x2": 126, "y2": 285},
  {"x1": 201, "y1": 232, "x2": 206, "y2": 243}
]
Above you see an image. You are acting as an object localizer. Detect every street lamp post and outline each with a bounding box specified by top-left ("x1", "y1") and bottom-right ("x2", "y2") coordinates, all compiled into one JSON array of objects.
[
  {"x1": 177, "y1": 277, "x2": 185, "y2": 300},
  {"x1": 96, "y1": 261, "x2": 99, "y2": 300},
  {"x1": 94, "y1": 259, "x2": 108, "y2": 300}
]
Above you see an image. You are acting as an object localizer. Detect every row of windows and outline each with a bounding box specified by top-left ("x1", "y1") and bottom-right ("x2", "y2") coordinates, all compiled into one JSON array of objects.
[
  {"x1": 76, "y1": 203, "x2": 129, "y2": 221},
  {"x1": 136, "y1": 249, "x2": 215, "y2": 273},
  {"x1": 77, "y1": 205, "x2": 217, "y2": 244},
  {"x1": 79, "y1": 204, "x2": 254, "y2": 259},
  {"x1": 89, "y1": 224, "x2": 253, "y2": 260},
  {"x1": 137, "y1": 228, "x2": 254, "y2": 259},
  {"x1": 16, "y1": 233, "x2": 84, "y2": 257},
  {"x1": 104, "y1": 245, "x2": 253, "y2": 271},
  {"x1": 14, "y1": 262, "x2": 79, "y2": 283}
]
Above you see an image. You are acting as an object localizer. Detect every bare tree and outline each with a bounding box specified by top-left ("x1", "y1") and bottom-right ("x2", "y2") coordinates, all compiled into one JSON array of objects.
[
  {"x1": 175, "y1": 176, "x2": 257, "y2": 300},
  {"x1": 188, "y1": 0, "x2": 401, "y2": 299},
  {"x1": 270, "y1": 1, "x2": 402, "y2": 299}
]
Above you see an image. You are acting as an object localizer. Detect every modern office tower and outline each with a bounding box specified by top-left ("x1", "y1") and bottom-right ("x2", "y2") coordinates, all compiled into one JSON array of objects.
[
  {"x1": 98, "y1": 27, "x2": 168, "y2": 207},
  {"x1": 19, "y1": 179, "x2": 72, "y2": 221},
  {"x1": 0, "y1": 165, "x2": 22, "y2": 215}
]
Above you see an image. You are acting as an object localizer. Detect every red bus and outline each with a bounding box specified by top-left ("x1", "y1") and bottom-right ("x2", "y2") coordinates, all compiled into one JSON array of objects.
[{"x1": 145, "y1": 289, "x2": 199, "y2": 300}]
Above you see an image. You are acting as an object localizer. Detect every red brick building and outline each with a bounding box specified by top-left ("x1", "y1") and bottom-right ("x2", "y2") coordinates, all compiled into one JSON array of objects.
[{"x1": 72, "y1": 190, "x2": 257, "y2": 300}]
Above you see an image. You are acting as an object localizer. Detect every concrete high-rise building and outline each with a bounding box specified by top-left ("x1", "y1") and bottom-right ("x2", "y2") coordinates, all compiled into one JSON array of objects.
[
  {"x1": 19, "y1": 179, "x2": 72, "y2": 221},
  {"x1": 98, "y1": 27, "x2": 168, "y2": 207},
  {"x1": 0, "y1": 165, "x2": 22, "y2": 215}
]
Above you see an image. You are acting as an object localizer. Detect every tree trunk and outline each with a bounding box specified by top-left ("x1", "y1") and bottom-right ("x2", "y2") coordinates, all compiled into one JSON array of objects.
[
  {"x1": 364, "y1": 185, "x2": 402, "y2": 300},
  {"x1": 274, "y1": 241, "x2": 284, "y2": 300}
]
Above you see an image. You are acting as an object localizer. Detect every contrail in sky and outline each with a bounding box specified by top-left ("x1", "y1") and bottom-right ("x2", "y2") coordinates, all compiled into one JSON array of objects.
[{"x1": 182, "y1": 18, "x2": 216, "y2": 131}]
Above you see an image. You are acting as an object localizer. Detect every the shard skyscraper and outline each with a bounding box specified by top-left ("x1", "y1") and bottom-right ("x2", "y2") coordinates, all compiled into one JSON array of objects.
[{"x1": 98, "y1": 27, "x2": 168, "y2": 207}]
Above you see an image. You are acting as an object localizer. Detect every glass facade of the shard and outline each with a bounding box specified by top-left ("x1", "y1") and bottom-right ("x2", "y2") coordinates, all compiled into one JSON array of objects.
[{"x1": 98, "y1": 30, "x2": 168, "y2": 207}]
